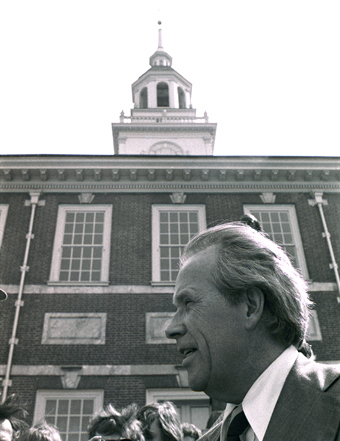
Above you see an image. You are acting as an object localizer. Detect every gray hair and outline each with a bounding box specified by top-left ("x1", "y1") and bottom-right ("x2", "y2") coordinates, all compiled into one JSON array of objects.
[{"x1": 180, "y1": 222, "x2": 313, "y2": 355}]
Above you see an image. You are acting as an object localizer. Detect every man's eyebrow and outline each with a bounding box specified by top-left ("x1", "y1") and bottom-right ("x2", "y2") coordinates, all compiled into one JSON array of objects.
[{"x1": 173, "y1": 290, "x2": 193, "y2": 306}]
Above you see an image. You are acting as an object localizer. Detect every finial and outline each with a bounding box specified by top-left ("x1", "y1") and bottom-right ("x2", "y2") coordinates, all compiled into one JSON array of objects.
[{"x1": 157, "y1": 20, "x2": 163, "y2": 50}]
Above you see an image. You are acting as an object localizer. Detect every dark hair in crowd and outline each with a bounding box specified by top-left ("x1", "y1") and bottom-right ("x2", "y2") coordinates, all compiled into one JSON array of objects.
[
  {"x1": 87, "y1": 403, "x2": 142, "y2": 441},
  {"x1": 137, "y1": 402, "x2": 182, "y2": 441},
  {"x1": 180, "y1": 222, "x2": 314, "y2": 357},
  {"x1": 0, "y1": 394, "x2": 28, "y2": 433},
  {"x1": 181, "y1": 423, "x2": 201, "y2": 441},
  {"x1": 18, "y1": 422, "x2": 61, "y2": 441}
]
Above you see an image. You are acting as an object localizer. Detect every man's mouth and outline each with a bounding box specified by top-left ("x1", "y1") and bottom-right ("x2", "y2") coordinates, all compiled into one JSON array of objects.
[{"x1": 182, "y1": 348, "x2": 197, "y2": 358}]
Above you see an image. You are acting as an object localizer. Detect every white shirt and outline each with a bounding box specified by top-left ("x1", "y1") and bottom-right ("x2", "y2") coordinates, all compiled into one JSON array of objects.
[{"x1": 220, "y1": 345, "x2": 298, "y2": 441}]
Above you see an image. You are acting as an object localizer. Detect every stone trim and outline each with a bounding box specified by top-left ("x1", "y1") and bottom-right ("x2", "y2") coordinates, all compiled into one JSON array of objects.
[
  {"x1": 0, "y1": 364, "x2": 179, "y2": 376},
  {"x1": 1, "y1": 284, "x2": 175, "y2": 294},
  {"x1": 1, "y1": 283, "x2": 336, "y2": 295}
]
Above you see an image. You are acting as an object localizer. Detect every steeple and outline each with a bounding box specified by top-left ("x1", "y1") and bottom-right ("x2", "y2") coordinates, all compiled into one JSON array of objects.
[
  {"x1": 158, "y1": 22, "x2": 163, "y2": 49},
  {"x1": 149, "y1": 21, "x2": 172, "y2": 67},
  {"x1": 111, "y1": 23, "x2": 217, "y2": 155}
]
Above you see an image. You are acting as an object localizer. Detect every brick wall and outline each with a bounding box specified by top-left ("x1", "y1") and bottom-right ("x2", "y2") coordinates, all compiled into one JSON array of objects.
[{"x1": 1, "y1": 191, "x2": 339, "y2": 286}]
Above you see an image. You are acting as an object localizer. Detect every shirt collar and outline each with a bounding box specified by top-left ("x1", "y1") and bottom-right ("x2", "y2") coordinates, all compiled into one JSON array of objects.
[{"x1": 242, "y1": 345, "x2": 298, "y2": 441}]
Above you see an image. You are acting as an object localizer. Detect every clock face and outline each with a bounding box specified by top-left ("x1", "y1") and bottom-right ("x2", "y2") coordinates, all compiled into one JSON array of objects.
[{"x1": 148, "y1": 142, "x2": 183, "y2": 155}]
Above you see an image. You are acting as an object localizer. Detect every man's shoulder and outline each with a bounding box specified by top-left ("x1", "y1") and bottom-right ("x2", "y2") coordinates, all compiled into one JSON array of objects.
[
  {"x1": 294, "y1": 353, "x2": 340, "y2": 393},
  {"x1": 264, "y1": 355, "x2": 340, "y2": 440}
]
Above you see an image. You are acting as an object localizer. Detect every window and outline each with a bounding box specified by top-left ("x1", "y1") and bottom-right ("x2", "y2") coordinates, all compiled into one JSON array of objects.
[
  {"x1": 49, "y1": 205, "x2": 112, "y2": 284},
  {"x1": 244, "y1": 205, "x2": 309, "y2": 279},
  {"x1": 42, "y1": 313, "x2": 107, "y2": 345},
  {"x1": 146, "y1": 390, "x2": 210, "y2": 431},
  {"x1": 140, "y1": 87, "x2": 148, "y2": 108},
  {"x1": 157, "y1": 82, "x2": 169, "y2": 107},
  {"x1": 0, "y1": 204, "x2": 9, "y2": 249},
  {"x1": 152, "y1": 205, "x2": 206, "y2": 283},
  {"x1": 178, "y1": 87, "x2": 186, "y2": 109},
  {"x1": 34, "y1": 390, "x2": 103, "y2": 441}
]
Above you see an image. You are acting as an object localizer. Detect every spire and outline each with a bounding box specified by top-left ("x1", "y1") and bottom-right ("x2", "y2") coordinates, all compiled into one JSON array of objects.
[
  {"x1": 149, "y1": 21, "x2": 172, "y2": 67},
  {"x1": 157, "y1": 21, "x2": 163, "y2": 50}
]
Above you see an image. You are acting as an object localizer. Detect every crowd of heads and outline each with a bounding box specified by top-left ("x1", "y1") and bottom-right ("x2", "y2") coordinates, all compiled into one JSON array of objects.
[
  {"x1": 88, "y1": 401, "x2": 204, "y2": 441},
  {"x1": 0, "y1": 395, "x2": 208, "y2": 441}
]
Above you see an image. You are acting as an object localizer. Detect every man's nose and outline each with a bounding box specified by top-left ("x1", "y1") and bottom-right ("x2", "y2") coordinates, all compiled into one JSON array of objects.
[{"x1": 165, "y1": 313, "x2": 186, "y2": 340}]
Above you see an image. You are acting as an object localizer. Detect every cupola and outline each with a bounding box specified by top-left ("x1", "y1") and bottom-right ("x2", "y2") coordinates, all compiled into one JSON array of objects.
[{"x1": 131, "y1": 22, "x2": 192, "y2": 110}]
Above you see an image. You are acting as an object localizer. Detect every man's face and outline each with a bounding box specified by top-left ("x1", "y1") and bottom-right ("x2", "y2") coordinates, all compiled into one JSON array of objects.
[
  {"x1": 166, "y1": 246, "x2": 247, "y2": 402},
  {"x1": 0, "y1": 419, "x2": 13, "y2": 441}
]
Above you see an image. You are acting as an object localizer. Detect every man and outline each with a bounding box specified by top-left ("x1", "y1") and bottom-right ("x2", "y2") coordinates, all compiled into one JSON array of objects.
[
  {"x1": 0, "y1": 395, "x2": 27, "y2": 441},
  {"x1": 166, "y1": 222, "x2": 340, "y2": 441}
]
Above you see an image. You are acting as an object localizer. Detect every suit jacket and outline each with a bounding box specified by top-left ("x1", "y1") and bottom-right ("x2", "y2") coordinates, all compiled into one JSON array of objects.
[{"x1": 200, "y1": 353, "x2": 340, "y2": 441}]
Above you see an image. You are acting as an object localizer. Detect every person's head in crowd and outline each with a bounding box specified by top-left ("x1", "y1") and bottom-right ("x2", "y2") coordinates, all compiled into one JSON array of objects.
[
  {"x1": 166, "y1": 221, "x2": 313, "y2": 404},
  {"x1": 205, "y1": 412, "x2": 222, "y2": 430},
  {"x1": 18, "y1": 423, "x2": 61, "y2": 441},
  {"x1": 180, "y1": 423, "x2": 201, "y2": 441},
  {"x1": 0, "y1": 395, "x2": 28, "y2": 441},
  {"x1": 239, "y1": 214, "x2": 263, "y2": 232},
  {"x1": 88, "y1": 404, "x2": 143, "y2": 441},
  {"x1": 137, "y1": 402, "x2": 182, "y2": 441}
]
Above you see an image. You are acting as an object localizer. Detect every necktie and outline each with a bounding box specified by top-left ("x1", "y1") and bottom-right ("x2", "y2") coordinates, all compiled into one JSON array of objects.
[{"x1": 226, "y1": 406, "x2": 249, "y2": 441}]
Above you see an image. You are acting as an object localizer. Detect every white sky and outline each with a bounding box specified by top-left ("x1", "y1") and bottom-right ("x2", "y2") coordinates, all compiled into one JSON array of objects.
[{"x1": 0, "y1": 0, "x2": 339, "y2": 156}]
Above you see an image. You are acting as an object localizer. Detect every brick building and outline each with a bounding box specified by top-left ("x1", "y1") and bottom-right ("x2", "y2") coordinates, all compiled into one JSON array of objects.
[{"x1": 1, "y1": 26, "x2": 340, "y2": 440}]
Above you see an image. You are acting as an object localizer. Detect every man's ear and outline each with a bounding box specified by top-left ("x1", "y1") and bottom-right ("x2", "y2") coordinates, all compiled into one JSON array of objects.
[{"x1": 244, "y1": 286, "x2": 265, "y2": 329}]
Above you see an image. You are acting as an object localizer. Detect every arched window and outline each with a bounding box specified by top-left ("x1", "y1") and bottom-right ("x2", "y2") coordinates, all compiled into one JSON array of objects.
[
  {"x1": 140, "y1": 87, "x2": 148, "y2": 108},
  {"x1": 178, "y1": 87, "x2": 186, "y2": 108},
  {"x1": 157, "y1": 82, "x2": 169, "y2": 107}
]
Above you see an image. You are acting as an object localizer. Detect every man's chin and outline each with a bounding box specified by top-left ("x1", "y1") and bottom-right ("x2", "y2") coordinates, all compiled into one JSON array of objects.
[{"x1": 188, "y1": 376, "x2": 207, "y2": 392}]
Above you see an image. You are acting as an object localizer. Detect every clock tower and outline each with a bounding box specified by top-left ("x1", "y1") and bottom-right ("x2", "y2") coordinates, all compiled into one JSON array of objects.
[{"x1": 112, "y1": 23, "x2": 217, "y2": 155}]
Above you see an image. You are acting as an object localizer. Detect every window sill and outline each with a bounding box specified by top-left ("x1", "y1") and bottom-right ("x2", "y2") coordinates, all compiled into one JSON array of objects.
[
  {"x1": 47, "y1": 281, "x2": 110, "y2": 287},
  {"x1": 150, "y1": 281, "x2": 176, "y2": 287}
]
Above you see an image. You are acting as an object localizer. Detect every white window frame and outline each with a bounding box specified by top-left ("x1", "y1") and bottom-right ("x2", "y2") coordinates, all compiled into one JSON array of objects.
[
  {"x1": 33, "y1": 390, "x2": 103, "y2": 441},
  {"x1": 152, "y1": 205, "x2": 206, "y2": 284},
  {"x1": 0, "y1": 204, "x2": 9, "y2": 249},
  {"x1": 244, "y1": 205, "x2": 309, "y2": 279},
  {"x1": 146, "y1": 388, "x2": 208, "y2": 404},
  {"x1": 49, "y1": 205, "x2": 112, "y2": 285}
]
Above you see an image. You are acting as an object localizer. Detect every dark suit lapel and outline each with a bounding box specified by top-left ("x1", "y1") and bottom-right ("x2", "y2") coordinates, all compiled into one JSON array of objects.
[{"x1": 264, "y1": 355, "x2": 340, "y2": 441}]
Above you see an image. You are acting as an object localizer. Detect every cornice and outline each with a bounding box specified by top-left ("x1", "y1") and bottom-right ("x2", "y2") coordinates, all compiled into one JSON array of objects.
[
  {"x1": 111, "y1": 123, "x2": 217, "y2": 134},
  {"x1": 132, "y1": 67, "x2": 192, "y2": 89},
  {"x1": 0, "y1": 155, "x2": 339, "y2": 193}
]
